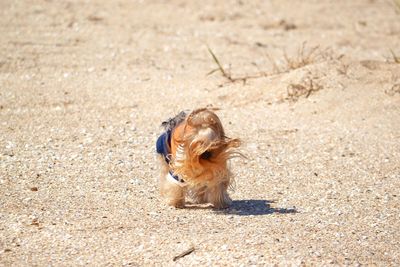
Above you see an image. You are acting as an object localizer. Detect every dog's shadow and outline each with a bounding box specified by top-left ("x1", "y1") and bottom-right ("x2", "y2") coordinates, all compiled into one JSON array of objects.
[{"x1": 217, "y1": 199, "x2": 297, "y2": 216}]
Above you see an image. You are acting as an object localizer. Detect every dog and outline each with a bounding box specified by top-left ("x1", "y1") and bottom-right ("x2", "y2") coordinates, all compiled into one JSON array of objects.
[{"x1": 156, "y1": 108, "x2": 241, "y2": 209}]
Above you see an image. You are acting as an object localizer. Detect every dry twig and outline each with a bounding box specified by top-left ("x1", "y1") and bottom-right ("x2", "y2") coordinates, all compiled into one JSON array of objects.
[
  {"x1": 207, "y1": 46, "x2": 267, "y2": 84},
  {"x1": 389, "y1": 49, "x2": 400, "y2": 64},
  {"x1": 286, "y1": 76, "x2": 323, "y2": 101},
  {"x1": 173, "y1": 246, "x2": 195, "y2": 261}
]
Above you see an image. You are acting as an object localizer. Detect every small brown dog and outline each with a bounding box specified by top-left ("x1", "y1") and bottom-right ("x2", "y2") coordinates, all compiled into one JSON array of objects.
[{"x1": 156, "y1": 108, "x2": 241, "y2": 209}]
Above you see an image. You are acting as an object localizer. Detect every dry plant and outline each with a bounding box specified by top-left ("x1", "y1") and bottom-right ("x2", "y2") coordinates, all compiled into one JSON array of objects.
[
  {"x1": 394, "y1": 0, "x2": 400, "y2": 11},
  {"x1": 265, "y1": 51, "x2": 282, "y2": 74},
  {"x1": 283, "y1": 42, "x2": 321, "y2": 70},
  {"x1": 266, "y1": 42, "x2": 334, "y2": 74},
  {"x1": 207, "y1": 43, "x2": 334, "y2": 85},
  {"x1": 286, "y1": 76, "x2": 323, "y2": 101},
  {"x1": 385, "y1": 84, "x2": 400, "y2": 96},
  {"x1": 337, "y1": 61, "x2": 350, "y2": 76},
  {"x1": 207, "y1": 46, "x2": 268, "y2": 85},
  {"x1": 389, "y1": 49, "x2": 400, "y2": 64}
]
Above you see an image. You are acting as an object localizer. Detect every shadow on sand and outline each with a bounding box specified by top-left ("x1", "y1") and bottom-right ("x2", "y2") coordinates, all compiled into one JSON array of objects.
[{"x1": 216, "y1": 199, "x2": 298, "y2": 216}]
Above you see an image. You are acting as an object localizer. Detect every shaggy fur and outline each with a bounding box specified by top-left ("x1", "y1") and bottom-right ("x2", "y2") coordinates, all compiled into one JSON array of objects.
[{"x1": 157, "y1": 108, "x2": 241, "y2": 209}]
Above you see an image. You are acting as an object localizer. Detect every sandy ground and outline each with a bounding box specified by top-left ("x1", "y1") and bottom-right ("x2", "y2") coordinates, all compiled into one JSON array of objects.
[{"x1": 1, "y1": 0, "x2": 400, "y2": 266}]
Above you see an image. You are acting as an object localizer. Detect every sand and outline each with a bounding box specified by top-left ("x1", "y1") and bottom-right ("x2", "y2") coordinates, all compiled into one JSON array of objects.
[{"x1": 1, "y1": 0, "x2": 400, "y2": 265}]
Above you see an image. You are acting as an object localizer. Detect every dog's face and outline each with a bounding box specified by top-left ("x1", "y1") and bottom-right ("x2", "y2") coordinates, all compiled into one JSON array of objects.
[{"x1": 170, "y1": 108, "x2": 240, "y2": 186}]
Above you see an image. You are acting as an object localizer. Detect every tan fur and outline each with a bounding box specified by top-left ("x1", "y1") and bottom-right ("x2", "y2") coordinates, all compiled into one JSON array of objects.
[{"x1": 158, "y1": 108, "x2": 241, "y2": 209}]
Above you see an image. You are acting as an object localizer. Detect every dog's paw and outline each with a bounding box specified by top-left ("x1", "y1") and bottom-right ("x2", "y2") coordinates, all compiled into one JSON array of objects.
[
  {"x1": 212, "y1": 199, "x2": 231, "y2": 209},
  {"x1": 166, "y1": 198, "x2": 185, "y2": 209}
]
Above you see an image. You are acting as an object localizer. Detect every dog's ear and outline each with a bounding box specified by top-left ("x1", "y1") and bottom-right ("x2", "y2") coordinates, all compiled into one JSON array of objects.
[
  {"x1": 186, "y1": 108, "x2": 222, "y2": 128},
  {"x1": 226, "y1": 138, "x2": 241, "y2": 149},
  {"x1": 189, "y1": 107, "x2": 220, "y2": 118}
]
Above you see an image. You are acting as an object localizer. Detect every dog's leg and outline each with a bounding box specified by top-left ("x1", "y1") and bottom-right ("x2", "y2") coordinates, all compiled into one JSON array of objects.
[
  {"x1": 160, "y1": 174, "x2": 186, "y2": 208},
  {"x1": 159, "y1": 159, "x2": 186, "y2": 208},
  {"x1": 190, "y1": 186, "x2": 208, "y2": 204},
  {"x1": 205, "y1": 181, "x2": 232, "y2": 209}
]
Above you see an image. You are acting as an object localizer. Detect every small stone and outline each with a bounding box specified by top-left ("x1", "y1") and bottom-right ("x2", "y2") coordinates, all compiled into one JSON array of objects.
[{"x1": 130, "y1": 178, "x2": 142, "y2": 185}]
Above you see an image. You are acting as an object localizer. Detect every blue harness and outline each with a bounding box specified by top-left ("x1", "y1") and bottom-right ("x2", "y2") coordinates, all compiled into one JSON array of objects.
[{"x1": 156, "y1": 131, "x2": 186, "y2": 185}]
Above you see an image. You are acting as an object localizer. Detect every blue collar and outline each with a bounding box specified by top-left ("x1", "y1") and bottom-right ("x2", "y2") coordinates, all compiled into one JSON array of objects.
[
  {"x1": 156, "y1": 130, "x2": 172, "y2": 164},
  {"x1": 156, "y1": 130, "x2": 185, "y2": 185}
]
